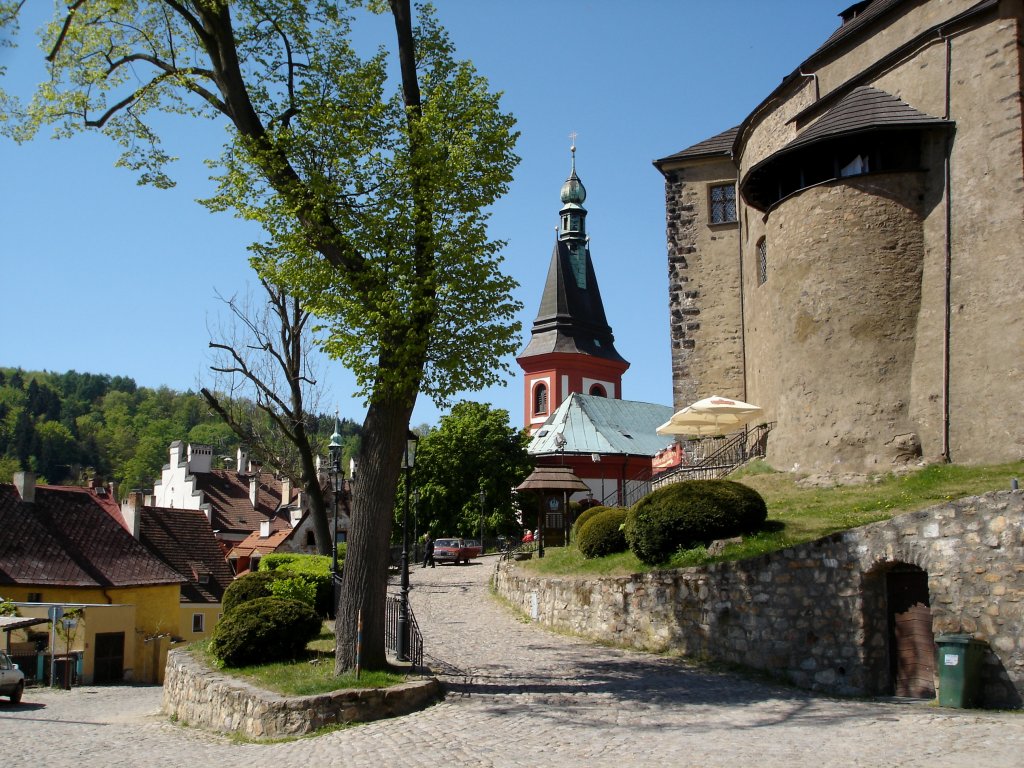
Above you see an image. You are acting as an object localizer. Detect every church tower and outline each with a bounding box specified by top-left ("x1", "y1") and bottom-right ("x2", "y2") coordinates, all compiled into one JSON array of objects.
[{"x1": 517, "y1": 144, "x2": 629, "y2": 433}]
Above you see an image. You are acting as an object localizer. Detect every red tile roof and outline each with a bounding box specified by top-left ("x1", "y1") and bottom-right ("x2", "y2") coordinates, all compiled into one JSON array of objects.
[
  {"x1": 193, "y1": 470, "x2": 294, "y2": 535},
  {"x1": 138, "y1": 507, "x2": 236, "y2": 604},
  {"x1": 0, "y1": 485, "x2": 183, "y2": 589},
  {"x1": 229, "y1": 527, "x2": 293, "y2": 560}
]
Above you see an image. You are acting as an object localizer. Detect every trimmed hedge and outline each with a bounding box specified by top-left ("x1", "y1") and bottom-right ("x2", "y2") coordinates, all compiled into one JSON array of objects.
[
  {"x1": 209, "y1": 597, "x2": 322, "y2": 668},
  {"x1": 258, "y1": 553, "x2": 336, "y2": 618},
  {"x1": 625, "y1": 479, "x2": 767, "y2": 565},
  {"x1": 576, "y1": 507, "x2": 629, "y2": 559},
  {"x1": 572, "y1": 505, "x2": 618, "y2": 538},
  {"x1": 221, "y1": 571, "x2": 284, "y2": 615}
]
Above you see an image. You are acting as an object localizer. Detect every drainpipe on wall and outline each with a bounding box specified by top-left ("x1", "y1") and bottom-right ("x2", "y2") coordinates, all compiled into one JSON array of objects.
[{"x1": 941, "y1": 34, "x2": 953, "y2": 462}]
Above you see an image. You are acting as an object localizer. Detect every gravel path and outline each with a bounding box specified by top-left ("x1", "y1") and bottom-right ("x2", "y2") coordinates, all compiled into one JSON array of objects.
[{"x1": 2, "y1": 556, "x2": 1021, "y2": 767}]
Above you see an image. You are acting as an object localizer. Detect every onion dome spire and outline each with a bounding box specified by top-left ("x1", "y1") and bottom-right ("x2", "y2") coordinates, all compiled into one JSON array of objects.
[{"x1": 559, "y1": 137, "x2": 587, "y2": 242}]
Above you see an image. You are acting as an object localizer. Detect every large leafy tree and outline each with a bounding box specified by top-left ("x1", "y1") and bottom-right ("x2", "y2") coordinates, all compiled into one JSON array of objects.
[
  {"x1": 1, "y1": 1, "x2": 520, "y2": 671},
  {"x1": 407, "y1": 401, "x2": 532, "y2": 542}
]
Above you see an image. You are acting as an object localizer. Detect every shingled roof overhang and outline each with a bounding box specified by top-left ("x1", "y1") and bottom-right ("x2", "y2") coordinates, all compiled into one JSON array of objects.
[
  {"x1": 731, "y1": 0, "x2": 996, "y2": 172},
  {"x1": 653, "y1": 126, "x2": 739, "y2": 173},
  {"x1": 515, "y1": 465, "x2": 590, "y2": 495},
  {"x1": 740, "y1": 87, "x2": 952, "y2": 211}
]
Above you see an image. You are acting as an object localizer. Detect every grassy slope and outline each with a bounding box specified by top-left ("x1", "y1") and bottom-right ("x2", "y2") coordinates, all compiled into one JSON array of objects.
[{"x1": 523, "y1": 461, "x2": 1024, "y2": 576}]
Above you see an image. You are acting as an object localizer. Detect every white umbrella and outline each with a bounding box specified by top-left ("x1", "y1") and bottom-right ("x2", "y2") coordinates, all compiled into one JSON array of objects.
[{"x1": 656, "y1": 395, "x2": 763, "y2": 437}]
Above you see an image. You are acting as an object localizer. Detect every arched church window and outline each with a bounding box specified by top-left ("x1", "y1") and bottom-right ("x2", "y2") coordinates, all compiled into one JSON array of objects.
[
  {"x1": 534, "y1": 382, "x2": 548, "y2": 415},
  {"x1": 589, "y1": 384, "x2": 607, "y2": 397}
]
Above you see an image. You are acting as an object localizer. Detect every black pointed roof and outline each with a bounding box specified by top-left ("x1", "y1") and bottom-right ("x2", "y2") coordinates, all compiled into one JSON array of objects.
[{"x1": 519, "y1": 238, "x2": 628, "y2": 364}]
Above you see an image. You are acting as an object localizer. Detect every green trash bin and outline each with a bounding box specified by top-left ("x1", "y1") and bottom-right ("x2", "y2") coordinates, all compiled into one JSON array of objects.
[{"x1": 935, "y1": 633, "x2": 986, "y2": 708}]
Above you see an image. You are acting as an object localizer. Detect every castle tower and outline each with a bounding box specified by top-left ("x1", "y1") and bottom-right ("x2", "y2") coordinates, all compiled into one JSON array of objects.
[{"x1": 517, "y1": 144, "x2": 629, "y2": 433}]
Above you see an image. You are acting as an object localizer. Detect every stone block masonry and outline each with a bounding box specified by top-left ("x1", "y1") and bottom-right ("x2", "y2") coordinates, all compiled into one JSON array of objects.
[
  {"x1": 495, "y1": 491, "x2": 1024, "y2": 707},
  {"x1": 163, "y1": 649, "x2": 442, "y2": 739}
]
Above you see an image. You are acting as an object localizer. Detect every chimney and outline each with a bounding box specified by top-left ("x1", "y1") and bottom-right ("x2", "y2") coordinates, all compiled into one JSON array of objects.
[
  {"x1": 186, "y1": 443, "x2": 213, "y2": 474},
  {"x1": 108, "y1": 481, "x2": 118, "y2": 499},
  {"x1": 121, "y1": 491, "x2": 145, "y2": 538},
  {"x1": 249, "y1": 476, "x2": 259, "y2": 509},
  {"x1": 259, "y1": 519, "x2": 271, "y2": 538},
  {"x1": 237, "y1": 446, "x2": 250, "y2": 474},
  {"x1": 280, "y1": 477, "x2": 292, "y2": 506},
  {"x1": 13, "y1": 471, "x2": 36, "y2": 503}
]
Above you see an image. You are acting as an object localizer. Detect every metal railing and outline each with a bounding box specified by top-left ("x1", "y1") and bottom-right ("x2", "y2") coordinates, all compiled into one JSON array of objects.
[
  {"x1": 652, "y1": 422, "x2": 774, "y2": 488},
  {"x1": 384, "y1": 594, "x2": 423, "y2": 669}
]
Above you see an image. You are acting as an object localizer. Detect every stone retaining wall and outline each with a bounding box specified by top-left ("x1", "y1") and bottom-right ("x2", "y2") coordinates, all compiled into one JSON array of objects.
[
  {"x1": 162, "y1": 649, "x2": 442, "y2": 739},
  {"x1": 495, "y1": 491, "x2": 1024, "y2": 707}
]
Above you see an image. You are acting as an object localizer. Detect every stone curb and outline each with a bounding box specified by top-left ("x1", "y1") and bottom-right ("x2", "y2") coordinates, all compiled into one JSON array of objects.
[{"x1": 162, "y1": 648, "x2": 443, "y2": 740}]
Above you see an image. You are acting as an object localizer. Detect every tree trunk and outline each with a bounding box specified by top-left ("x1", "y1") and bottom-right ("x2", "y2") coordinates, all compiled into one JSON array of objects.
[{"x1": 334, "y1": 397, "x2": 412, "y2": 672}]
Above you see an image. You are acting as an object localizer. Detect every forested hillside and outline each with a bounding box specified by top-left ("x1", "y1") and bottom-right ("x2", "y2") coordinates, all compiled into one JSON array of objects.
[{"x1": 0, "y1": 367, "x2": 359, "y2": 494}]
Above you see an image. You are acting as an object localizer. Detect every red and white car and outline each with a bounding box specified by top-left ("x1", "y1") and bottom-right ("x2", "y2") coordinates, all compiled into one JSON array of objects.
[{"x1": 433, "y1": 538, "x2": 480, "y2": 565}]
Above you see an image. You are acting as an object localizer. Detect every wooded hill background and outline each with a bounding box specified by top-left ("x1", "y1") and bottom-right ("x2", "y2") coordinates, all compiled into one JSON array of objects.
[{"x1": 0, "y1": 367, "x2": 360, "y2": 494}]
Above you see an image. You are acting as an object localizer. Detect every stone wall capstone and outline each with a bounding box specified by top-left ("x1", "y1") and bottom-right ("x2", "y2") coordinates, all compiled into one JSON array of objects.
[{"x1": 494, "y1": 491, "x2": 1024, "y2": 708}]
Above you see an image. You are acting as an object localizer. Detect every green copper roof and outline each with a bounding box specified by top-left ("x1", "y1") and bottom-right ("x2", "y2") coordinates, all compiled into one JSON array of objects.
[
  {"x1": 528, "y1": 394, "x2": 675, "y2": 457},
  {"x1": 560, "y1": 145, "x2": 587, "y2": 205}
]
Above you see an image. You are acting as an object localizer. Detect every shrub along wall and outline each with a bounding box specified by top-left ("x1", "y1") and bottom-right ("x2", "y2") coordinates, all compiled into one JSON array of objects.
[{"x1": 494, "y1": 491, "x2": 1024, "y2": 707}]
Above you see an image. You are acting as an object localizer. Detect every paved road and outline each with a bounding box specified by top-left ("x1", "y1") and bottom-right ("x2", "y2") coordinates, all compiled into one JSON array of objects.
[{"x1": 3, "y1": 556, "x2": 1022, "y2": 767}]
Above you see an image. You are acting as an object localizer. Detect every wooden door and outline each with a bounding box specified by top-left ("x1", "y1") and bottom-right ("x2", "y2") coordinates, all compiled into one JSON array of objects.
[
  {"x1": 93, "y1": 632, "x2": 125, "y2": 684},
  {"x1": 887, "y1": 570, "x2": 935, "y2": 698}
]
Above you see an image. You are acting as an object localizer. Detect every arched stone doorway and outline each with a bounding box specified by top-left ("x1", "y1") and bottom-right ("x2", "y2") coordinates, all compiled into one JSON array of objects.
[{"x1": 863, "y1": 562, "x2": 935, "y2": 698}]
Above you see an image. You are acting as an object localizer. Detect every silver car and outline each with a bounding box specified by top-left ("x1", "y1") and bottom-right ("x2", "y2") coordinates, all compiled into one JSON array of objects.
[{"x1": 0, "y1": 650, "x2": 25, "y2": 704}]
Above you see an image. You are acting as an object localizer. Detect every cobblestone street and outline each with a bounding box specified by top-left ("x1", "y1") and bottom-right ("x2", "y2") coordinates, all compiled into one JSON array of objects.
[{"x1": 3, "y1": 556, "x2": 1022, "y2": 767}]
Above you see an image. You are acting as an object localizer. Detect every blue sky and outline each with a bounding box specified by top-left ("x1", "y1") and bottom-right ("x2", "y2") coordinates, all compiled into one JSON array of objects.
[{"x1": 0, "y1": 1, "x2": 838, "y2": 429}]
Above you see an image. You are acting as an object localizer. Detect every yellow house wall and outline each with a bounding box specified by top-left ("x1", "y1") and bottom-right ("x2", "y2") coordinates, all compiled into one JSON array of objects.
[
  {"x1": 7, "y1": 583, "x2": 180, "y2": 684},
  {"x1": 178, "y1": 603, "x2": 223, "y2": 643}
]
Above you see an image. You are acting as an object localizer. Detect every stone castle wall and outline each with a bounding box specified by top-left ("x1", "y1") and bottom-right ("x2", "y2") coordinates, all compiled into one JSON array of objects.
[
  {"x1": 662, "y1": 2, "x2": 1024, "y2": 471},
  {"x1": 661, "y1": 157, "x2": 745, "y2": 411},
  {"x1": 746, "y1": 175, "x2": 930, "y2": 471},
  {"x1": 494, "y1": 491, "x2": 1024, "y2": 708}
]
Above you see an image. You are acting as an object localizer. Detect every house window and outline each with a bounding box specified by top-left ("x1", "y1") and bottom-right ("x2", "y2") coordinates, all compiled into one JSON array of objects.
[
  {"x1": 709, "y1": 183, "x2": 737, "y2": 224},
  {"x1": 589, "y1": 384, "x2": 607, "y2": 397},
  {"x1": 305, "y1": 531, "x2": 316, "y2": 547},
  {"x1": 197, "y1": 574, "x2": 210, "y2": 585},
  {"x1": 756, "y1": 237, "x2": 768, "y2": 285},
  {"x1": 192, "y1": 613, "x2": 204, "y2": 633},
  {"x1": 534, "y1": 382, "x2": 548, "y2": 416},
  {"x1": 27, "y1": 592, "x2": 42, "y2": 602}
]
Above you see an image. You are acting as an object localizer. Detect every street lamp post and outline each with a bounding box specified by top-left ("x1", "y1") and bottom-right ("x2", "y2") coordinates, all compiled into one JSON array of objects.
[
  {"x1": 479, "y1": 488, "x2": 486, "y2": 554},
  {"x1": 328, "y1": 418, "x2": 344, "y2": 611},
  {"x1": 412, "y1": 488, "x2": 420, "y2": 565},
  {"x1": 398, "y1": 430, "x2": 418, "y2": 663}
]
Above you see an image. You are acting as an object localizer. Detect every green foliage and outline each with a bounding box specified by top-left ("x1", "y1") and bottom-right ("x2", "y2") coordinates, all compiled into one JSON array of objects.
[
  {"x1": 0, "y1": 596, "x2": 18, "y2": 617},
  {"x1": 222, "y1": 571, "x2": 284, "y2": 615},
  {"x1": 258, "y1": 553, "x2": 335, "y2": 617},
  {"x1": 0, "y1": 365, "x2": 355, "y2": 493},
  {"x1": 625, "y1": 480, "x2": 768, "y2": 565},
  {"x1": 408, "y1": 401, "x2": 532, "y2": 540},
  {"x1": 268, "y1": 575, "x2": 317, "y2": 608},
  {"x1": 259, "y1": 553, "x2": 332, "y2": 574},
  {"x1": 576, "y1": 507, "x2": 628, "y2": 559},
  {"x1": 209, "y1": 597, "x2": 322, "y2": 668},
  {"x1": 572, "y1": 504, "x2": 618, "y2": 537}
]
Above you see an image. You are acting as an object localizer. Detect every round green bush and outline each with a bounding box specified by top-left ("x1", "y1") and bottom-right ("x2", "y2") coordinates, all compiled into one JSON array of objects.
[
  {"x1": 221, "y1": 570, "x2": 284, "y2": 615},
  {"x1": 576, "y1": 507, "x2": 628, "y2": 559},
  {"x1": 625, "y1": 479, "x2": 767, "y2": 565},
  {"x1": 209, "y1": 597, "x2": 322, "y2": 668},
  {"x1": 572, "y1": 504, "x2": 617, "y2": 538}
]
